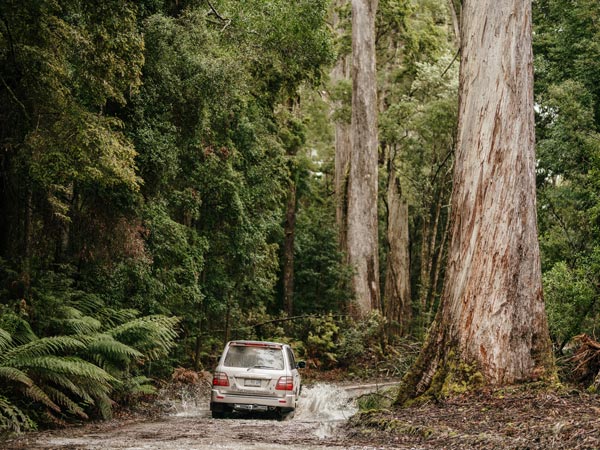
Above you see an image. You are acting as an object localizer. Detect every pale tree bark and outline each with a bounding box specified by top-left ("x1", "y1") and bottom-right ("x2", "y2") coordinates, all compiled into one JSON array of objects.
[
  {"x1": 335, "y1": 124, "x2": 351, "y2": 252},
  {"x1": 332, "y1": 1, "x2": 351, "y2": 253},
  {"x1": 398, "y1": 0, "x2": 553, "y2": 401},
  {"x1": 347, "y1": 0, "x2": 380, "y2": 316},
  {"x1": 384, "y1": 145, "x2": 411, "y2": 335}
]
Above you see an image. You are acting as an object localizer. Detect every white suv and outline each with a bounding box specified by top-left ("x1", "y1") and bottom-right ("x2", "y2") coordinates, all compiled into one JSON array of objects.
[{"x1": 210, "y1": 340, "x2": 305, "y2": 419}]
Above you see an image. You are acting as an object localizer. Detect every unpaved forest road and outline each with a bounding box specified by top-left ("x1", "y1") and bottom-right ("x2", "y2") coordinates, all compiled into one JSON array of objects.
[{"x1": 4, "y1": 382, "x2": 400, "y2": 450}]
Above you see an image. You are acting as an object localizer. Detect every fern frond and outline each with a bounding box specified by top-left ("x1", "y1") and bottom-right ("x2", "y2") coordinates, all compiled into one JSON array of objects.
[
  {"x1": 24, "y1": 385, "x2": 61, "y2": 413},
  {"x1": 86, "y1": 335, "x2": 143, "y2": 365},
  {"x1": 92, "y1": 392, "x2": 114, "y2": 420},
  {"x1": 124, "y1": 376, "x2": 156, "y2": 396},
  {"x1": 15, "y1": 356, "x2": 117, "y2": 385},
  {"x1": 44, "y1": 386, "x2": 88, "y2": 419},
  {"x1": 11, "y1": 318, "x2": 37, "y2": 345},
  {"x1": 108, "y1": 315, "x2": 179, "y2": 361},
  {"x1": 1, "y1": 336, "x2": 86, "y2": 364},
  {"x1": 73, "y1": 293, "x2": 106, "y2": 317},
  {"x1": 56, "y1": 306, "x2": 84, "y2": 319},
  {"x1": 0, "y1": 395, "x2": 33, "y2": 433},
  {"x1": 56, "y1": 317, "x2": 103, "y2": 336},
  {"x1": 0, "y1": 366, "x2": 34, "y2": 388},
  {"x1": 102, "y1": 308, "x2": 140, "y2": 328},
  {"x1": 36, "y1": 371, "x2": 94, "y2": 404},
  {"x1": 0, "y1": 328, "x2": 12, "y2": 352}
]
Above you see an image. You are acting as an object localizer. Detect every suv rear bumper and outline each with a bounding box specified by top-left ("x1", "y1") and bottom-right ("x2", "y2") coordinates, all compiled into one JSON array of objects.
[{"x1": 210, "y1": 389, "x2": 296, "y2": 410}]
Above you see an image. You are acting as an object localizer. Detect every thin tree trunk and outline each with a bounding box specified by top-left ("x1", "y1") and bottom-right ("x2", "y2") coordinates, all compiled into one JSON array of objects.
[
  {"x1": 417, "y1": 207, "x2": 431, "y2": 312},
  {"x1": 447, "y1": 0, "x2": 461, "y2": 45},
  {"x1": 283, "y1": 181, "x2": 296, "y2": 316},
  {"x1": 398, "y1": 0, "x2": 553, "y2": 401},
  {"x1": 22, "y1": 188, "x2": 33, "y2": 298},
  {"x1": 193, "y1": 333, "x2": 202, "y2": 371},
  {"x1": 347, "y1": 0, "x2": 380, "y2": 316},
  {"x1": 384, "y1": 146, "x2": 411, "y2": 335},
  {"x1": 428, "y1": 181, "x2": 452, "y2": 319},
  {"x1": 422, "y1": 187, "x2": 443, "y2": 312}
]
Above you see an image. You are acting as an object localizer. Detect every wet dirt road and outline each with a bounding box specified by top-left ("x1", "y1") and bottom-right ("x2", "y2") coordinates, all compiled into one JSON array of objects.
[{"x1": 4, "y1": 382, "x2": 399, "y2": 450}]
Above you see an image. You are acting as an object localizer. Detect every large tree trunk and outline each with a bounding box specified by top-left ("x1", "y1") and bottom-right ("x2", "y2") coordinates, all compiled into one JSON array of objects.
[
  {"x1": 384, "y1": 146, "x2": 411, "y2": 335},
  {"x1": 347, "y1": 0, "x2": 380, "y2": 316},
  {"x1": 332, "y1": 1, "x2": 351, "y2": 254},
  {"x1": 399, "y1": 0, "x2": 553, "y2": 401}
]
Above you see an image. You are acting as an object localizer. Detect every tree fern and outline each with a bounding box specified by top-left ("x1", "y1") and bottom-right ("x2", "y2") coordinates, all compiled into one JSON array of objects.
[
  {"x1": 0, "y1": 396, "x2": 33, "y2": 433},
  {"x1": 0, "y1": 328, "x2": 11, "y2": 352},
  {"x1": 0, "y1": 366, "x2": 33, "y2": 388},
  {"x1": 108, "y1": 315, "x2": 179, "y2": 361},
  {"x1": 83, "y1": 334, "x2": 143, "y2": 370},
  {"x1": 1, "y1": 336, "x2": 86, "y2": 364},
  {"x1": 51, "y1": 306, "x2": 102, "y2": 336},
  {"x1": 0, "y1": 303, "x2": 179, "y2": 433},
  {"x1": 23, "y1": 385, "x2": 61, "y2": 413},
  {"x1": 44, "y1": 386, "x2": 89, "y2": 419},
  {"x1": 16, "y1": 356, "x2": 117, "y2": 385}
]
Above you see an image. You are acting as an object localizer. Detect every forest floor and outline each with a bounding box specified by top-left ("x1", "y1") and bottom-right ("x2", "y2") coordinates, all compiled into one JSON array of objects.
[
  {"x1": 2, "y1": 378, "x2": 599, "y2": 449},
  {"x1": 347, "y1": 384, "x2": 600, "y2": 449}
]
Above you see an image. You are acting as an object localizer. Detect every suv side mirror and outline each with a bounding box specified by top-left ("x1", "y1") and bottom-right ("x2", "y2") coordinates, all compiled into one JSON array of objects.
[{"x1": 296, "y1": 361, "x2": 306, "y2": 369}]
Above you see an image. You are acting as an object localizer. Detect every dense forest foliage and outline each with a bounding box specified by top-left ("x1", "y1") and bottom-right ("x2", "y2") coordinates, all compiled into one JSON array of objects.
[{"x1": 0, "y1": 0, "x2": 599, "y2": 434}]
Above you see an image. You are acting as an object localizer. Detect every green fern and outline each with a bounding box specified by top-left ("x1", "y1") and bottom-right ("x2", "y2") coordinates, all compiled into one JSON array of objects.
[
  {"x1": 0, "y1": 396, "x2": 33, "y2": 433},
  {"x1": 0, "y1": 304, "x2": 179, "y2": 433},
  {"x1": 0, "y1": 328, "x2": 11, "y2": 352},
  {"x1": 44, "y1": 386, "x2": 89, "y2": 419},
  {"x1": 51, "y1": 306, "x2": 102, "y2": 336},
  {"x1": 0, "y1": 366, "x2": 33, "y2": 387},
  {"x1": 108, "y1": 315, "x2": 179, "y2": 361},
  {"x1": 1, "y1": 336, "x2": 86, "y2": 364},
  {"x1": 80, "y1": 334, "x2": 143, "y2": 368}
]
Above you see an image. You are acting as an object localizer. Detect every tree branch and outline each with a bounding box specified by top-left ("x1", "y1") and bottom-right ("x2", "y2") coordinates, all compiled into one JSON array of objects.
[{"x1": 206, "y1": 0, "x2": 231, "y2": 30}]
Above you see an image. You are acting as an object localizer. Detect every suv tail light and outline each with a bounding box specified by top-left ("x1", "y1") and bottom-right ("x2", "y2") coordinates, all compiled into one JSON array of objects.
[
  {"x1": 275, "y1": 376, "x2": 293, "y2": 391},
  {"x1": 212, "y1": 372, "x2": 230, "y2": 387}
]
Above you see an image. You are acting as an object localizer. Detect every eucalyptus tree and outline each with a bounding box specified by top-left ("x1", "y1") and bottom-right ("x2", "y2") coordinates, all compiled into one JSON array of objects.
[
  {"x1": 399, "y1": 0, "x2": 553, "y2": 401},
  {"x1": 347, "y1": 0, "x2": 381, "y2": 316},
  {"x1": 331, "y1": 0, "x2": 352, "y2": 253}
]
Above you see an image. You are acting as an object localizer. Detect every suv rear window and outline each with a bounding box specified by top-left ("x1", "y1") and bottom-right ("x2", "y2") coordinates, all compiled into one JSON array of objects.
[{"x1": 224, "y1": 345, "x2": 285, "y2": 370}]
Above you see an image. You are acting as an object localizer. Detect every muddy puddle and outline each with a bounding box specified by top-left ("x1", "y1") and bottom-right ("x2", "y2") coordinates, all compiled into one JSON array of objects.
[{"x1": 4, "y1": 382, "x2": 397, "y2": 450}]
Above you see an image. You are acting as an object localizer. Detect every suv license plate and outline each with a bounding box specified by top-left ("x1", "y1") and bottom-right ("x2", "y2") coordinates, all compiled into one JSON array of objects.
[{"x1": 244, "y1": 379, "x2": 261, "y2": 387}]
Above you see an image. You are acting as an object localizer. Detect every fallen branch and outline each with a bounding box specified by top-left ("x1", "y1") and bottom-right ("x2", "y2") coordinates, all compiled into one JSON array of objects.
[{"x1": 569, "y1": 334, "x2": 600, "y2": 389}]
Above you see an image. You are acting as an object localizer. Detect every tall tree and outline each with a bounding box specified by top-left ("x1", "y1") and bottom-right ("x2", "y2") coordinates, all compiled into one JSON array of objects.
[
  {"x1": 347, "y1": 0, "x2": 381, "y2": 316},
  {"x1": 383, "y1": 150, "x2": 412, "y2": 335},
  {"x1": 331, "y1": 0, "x2": 352, "y2": 254},
  {"x1": 398, "y1": 0, "x2": 553, "y2": 401}
]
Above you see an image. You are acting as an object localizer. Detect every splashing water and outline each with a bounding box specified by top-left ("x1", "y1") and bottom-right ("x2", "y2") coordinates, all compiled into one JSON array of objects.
[
  {"x1": 295, "y1": 383, "x2": 358, "y2": 438},
  {"x1": 161, "y1": 385, "x2": 210, "y2": 417},
  {"x1": 163, "y1": 382, "x2": 358, "y2": 438},
  {"x1": 296, "y1": 383, "x2": 357, "y2": 422}
]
